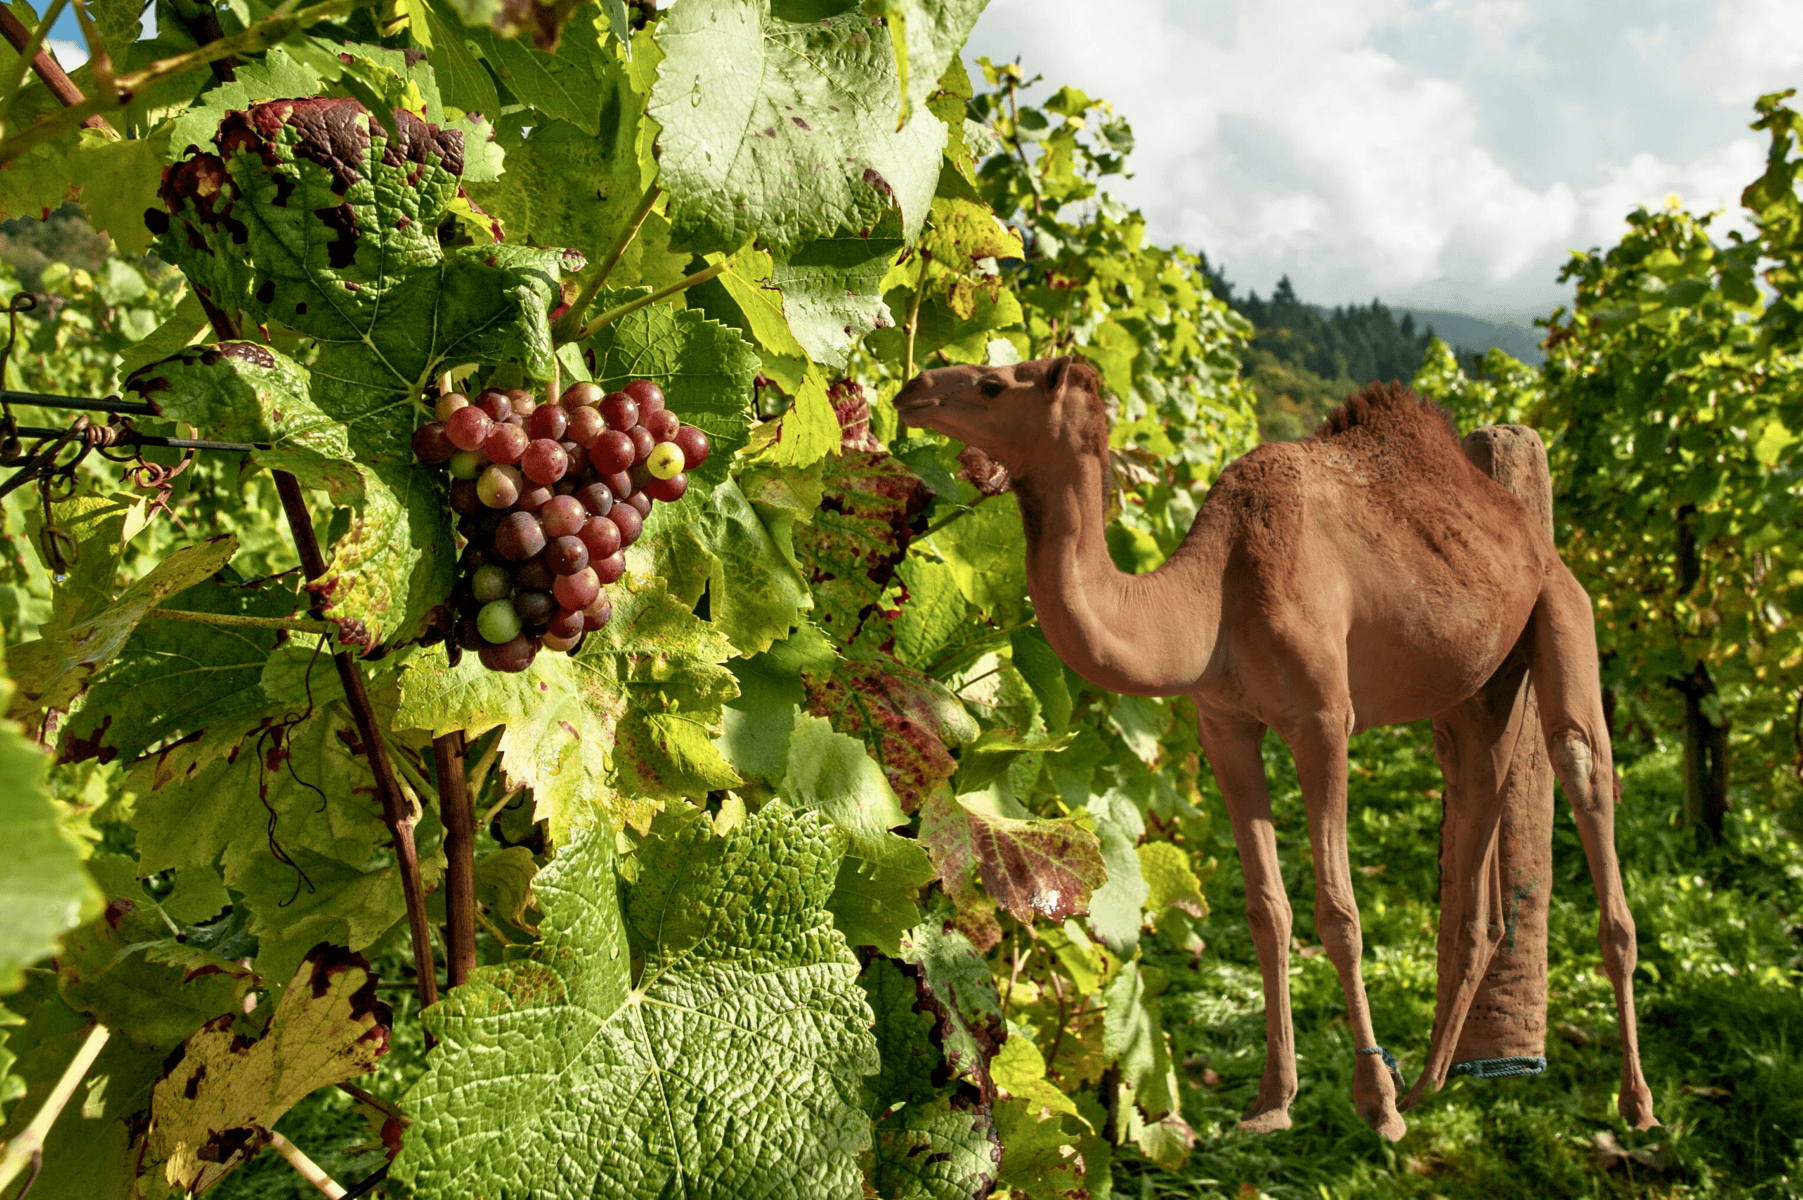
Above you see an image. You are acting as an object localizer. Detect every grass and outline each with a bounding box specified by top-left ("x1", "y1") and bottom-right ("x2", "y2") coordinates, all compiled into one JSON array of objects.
[{"x1": 1120, "y1": 723, "x2": 1803, "y2": 1199}]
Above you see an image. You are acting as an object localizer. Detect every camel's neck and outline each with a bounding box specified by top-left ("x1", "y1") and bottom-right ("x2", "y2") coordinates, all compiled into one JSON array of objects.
[{"x1": 1011, "y1": 449, "x2": 1224, "y2": 697}]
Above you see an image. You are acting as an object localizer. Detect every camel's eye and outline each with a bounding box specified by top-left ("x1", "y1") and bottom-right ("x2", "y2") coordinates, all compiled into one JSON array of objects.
[{"x1": 979, "y1": 379, "x2": 1006, "y2": 398}]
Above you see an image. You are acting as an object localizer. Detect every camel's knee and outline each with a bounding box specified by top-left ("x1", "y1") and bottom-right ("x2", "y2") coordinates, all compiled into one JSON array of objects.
[
  {"x1": 1313, "y1": 894, "x2": 1364, "y2": 961},
  {"x1": 1599, "y1": 912, "x2": 1638, "y2": 976},
  {"x1": 1550, "y1": 729, "x2": 1613, "y2": 814},
  {"x1": 1244, "y1": 890, "x2": 1292, "y2": 944}
]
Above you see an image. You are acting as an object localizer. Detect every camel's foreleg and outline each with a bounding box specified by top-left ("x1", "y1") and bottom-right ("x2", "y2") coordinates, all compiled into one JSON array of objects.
[
  {"x1": 1196, "y1": 713, "x2": 1297, "y2": 1133},
  {"x1": 1528, "y1": 568, "x2": 1658, "y2": 1130},
  {"x1": 1286, "y1": 707, "x2": 1408, "y2": 1141}
]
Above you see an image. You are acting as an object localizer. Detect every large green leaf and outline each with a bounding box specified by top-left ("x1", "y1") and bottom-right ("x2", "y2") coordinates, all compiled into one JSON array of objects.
[
  {"x1": 770, "y1": 215, "x2": 905, "y2": 370},
  {"x1": 649, "y1": 0, "x2": 945, "y2": 254},
  {"x1": 655, "y1": 477, "x2": 812, "y2": 655},
  {"x1": 394, "y1": 803, "x2": 878, "y2": 1199}
]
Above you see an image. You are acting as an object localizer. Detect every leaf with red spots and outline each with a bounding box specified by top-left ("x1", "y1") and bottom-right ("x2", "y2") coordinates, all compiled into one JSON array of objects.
[
  {"x1": 792, "y1": 451, "x2": 932, "y2": 645},
  {"x1": 139, "y1": 945, "x2": 391, "y2": 1197},
  {"x1": 801, "y1": 644, "x2": 977, "y2": 813},
  {"x1": 919, "y1": 790, "x2": 1107, "y2": 929},
  {"x1": 897, "y1": 911, "x2": 1007, "y2": 1103}
]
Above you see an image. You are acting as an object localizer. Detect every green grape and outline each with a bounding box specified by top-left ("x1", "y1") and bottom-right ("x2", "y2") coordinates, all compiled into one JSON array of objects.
[
  {"x1": 645, "y1": 441, "x2": 684, "y2": 481},
  {"x1": 449, "y1": 449, "x2": 485, "y2": 480},
  {"x1": 477, "y1": 598, "x2": 523, "y2": 644},
  {"x1": 471, "y1": 564, "x2": 512, "y2": 603}
]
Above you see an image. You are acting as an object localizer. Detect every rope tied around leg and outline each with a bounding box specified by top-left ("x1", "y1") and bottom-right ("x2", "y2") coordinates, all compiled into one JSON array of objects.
[{"x1": 1357, "y1": 1044, "x2": 1405, "y2": 1090}]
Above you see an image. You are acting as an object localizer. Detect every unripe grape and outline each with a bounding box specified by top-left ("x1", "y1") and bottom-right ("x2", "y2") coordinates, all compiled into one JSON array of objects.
[
  {"x1": 607, "y1": 502, "x2": 643, "y2": 547},
  {"x1": 592, "y1": 551, "x2": 626, "y2": 585},
  {"x1": 515, "y1": 484, "x2": 553, "y2": 513},
  {"x1": 562, "y1": 381, "x2": 603, "y2": 408},
  {"x1": 644, "y1": 408, "x2": 680, "y2": 442},
  {"x1": 478, "y1": 635, "x2": 538, "y2": 673},
  {"x1": 516, "y1": 559, "x2": 556, "y2": 592},
  {"x1": 471, "y1": 563, "x2": 513, "y2": 603},
  {"x1": 592, "y1": 430, "x2": 635, "y2": 474},
  {"x1": 522, "y1": 439, "x2": 569, "y2": 485},
  {"x1": 541, "y1": 629, "x2": 581, "y2": 652},
  {"x1": 475, "y1": 389, "x2": 512, "y2": 422},
  {"x1": 449, "y1": 478, "x2": 482, "y2": 516},
  {"x1": 644, "y1": 471, "x2": 687, "y2": 503},
  {"x1": 674, "y1": 425, "x2": 710, "y2": 469},
  {"x1": 445, "y1": 405, "x2": 493, "y2": 452},
  {"x1": 512, "y1": 589, "x2": 555, "y2": 624},
  {"x1": 494, "y1": 511, "x2": 546, "y2": 560},
  {"x1": 578, "y1": 514, "x2": 621, "y2": 560},
  {"x1": 599, "y1": 392, "x2": 638, "y2": 431},
  {"x1": 546, "y1": 607, "x2": 585, "y2": 640},
  {"x1": 645, "y1": 441, "x2": 684, "y2": 480},
  {"x1": 545, "y1": 535, "x2": 590, "y2": 576},
  {"x1": 565, "y1": 406, "x2": 604, "y2": 447},
  {"x1": 448, "y1": 449, "x2": 486, "y2": 480},
  {"x1": 540, "y1": 495, "x2": 587, "y2": 538},
  {"x1": 627, "y1": 426, "x2": 656, "y2": 463},
  {"x1": 435, "y1": 392, "x2": 470, "y2": 421},
  {"x1": 477, "y1": 599, "x2": 523, "y2": 644},
  {"x1": 412, "y1": 422, "x2": 456, "y2": 465},
  {"x1": 553, "y1": 566, "x2": 600, "y2": 610},
  {"x1": 478, "y1": 464, "x2": 524, "y2": 509},
  {"x1": 581, "y1": 591, "x2": 613, "y2": 631},
  {"x1": 484, "y1": 423, "x2": 529, "y2": 465},
  {"x1": 528, "y1": 404, "x2": 567, "y2": 441},
  {"x1": 624, "y1": 379, "x2": 665, "y2": 416},
  {"x1": 575, "y1": 481, "x2": 614, "y2": 517}
]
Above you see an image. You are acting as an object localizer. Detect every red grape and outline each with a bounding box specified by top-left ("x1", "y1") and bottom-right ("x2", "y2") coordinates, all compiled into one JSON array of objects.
[
  {"x1": 546, "y1": 607, "x2": 585, "y2": 640},
  {"x1": 505, "y1": 389, "x2": 535, "y2": 419},
  {"x1": 494, "y1": 511, "x2": 546, "y2": 560},
  {"x1": 515, "y1": 484, "x2": 553, "y2": 513},
  {"x1": 624, "y1": 379, "x2": 664, "y2": 416},
  {"x1": 478, "y1": 635, "x2": 538, "y2": 673},
  {"x1": 553, "y1": 567, "x2": 600, "y2": 610},
  {"x1": 644, "y1": 409, "x2": 680, "y2": 442},
  {"x1": 562, "y1": 381, "x2": 603, "y2": 408},
  {"x1": 627, "y1": 426, "x2": 655, "y2": 463},
  {"x1": 528, "y1": 405, "x2": 567, "y2": 441},
  {"x1": 674, "y1": 426, "x2": 710, "y2": 469},
  {"x1": 575, "y1": 481, "x2": 614, "y2": 517},
  {"x1": 578, "y1": 515, "x2": 621, "y2": 560},
  {"x1": 435, "y1": 392, "x2": 470, "y2": 422},
  {"x1": 478, "y1": 464, "x2": 524, "y2": 509},
  {"x1": 484, "y1": 423, "x2": 529, "y2": 465},
  {"x1": 565, "y1": 406, "x2": 604, "y2": 447},
  {"x1": 604, "y1": 471, "x2": 633, "y2": 500},
  {"x1": 516, "y1": 560, "x2": 556, "y2": 592},
  {"x1": 592, "y1": 551, "x2": 625, "y2": 585},
  {"x1": 445, "y1": 406, "x2": 493, "y2": 452},
  {"x1": 476, "y1": 389, "x2": 512, "y2": 422},
  {"x1": 626, "y1": 491, "x2": 652, "y2": 517},
  {"x1": 545, "y1": 535, "x2": 589, "y2": 576},
  {"x1": 412, "y1": 423, "x2": 456, "y2": 464},
  {"x1": 592, "y1": 430, "x2": 635, "y2": 474},
  {"x1": 541, "y1": 495, "x2": 587, "y2": 538},
  {"x1": 522, "y1": 439, "x2": 569, "y2": 486},
  {"x1": 512, "y1": 589, "x2": 555, "y2": 624},
  {"x1": 607, "y1": 503, "x2": 642, "y2": 547},
  {"x1": 561, "y1": 440, "x2": 589, "y2": 477},
  {"x1": 457, "y1": 544, "x2": 487, "y2": 572},
  {"x1": 581, "y1": 591, "x2": 613, "y2": 631},
  {"x1": 599, "y1": 392, "x2": 638, "y2": 431},
  {"x1": 450, "y1": 478, "x2": 482, "y2": 516},
  {"x1": 542, "y1": 630, "x2": 581, "y2": 652},
  {"x1": 644, "y1": 471, "x2": 687, "y2": 503}
]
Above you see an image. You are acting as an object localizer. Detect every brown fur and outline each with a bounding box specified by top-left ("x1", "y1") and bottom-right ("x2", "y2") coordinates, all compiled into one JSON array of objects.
[{"x1": 894, "y1": 357, "x2": 1657, "y2": 1141}]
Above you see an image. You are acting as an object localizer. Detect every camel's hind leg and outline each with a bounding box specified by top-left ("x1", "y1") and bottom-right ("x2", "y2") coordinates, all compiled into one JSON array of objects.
[
  {"x1": 1194, "y1": 713, "x2": 1298, "y2": 1133},
  {"x1": 1527, "y1": 565, "x2": 1658, "y2": 1129}
]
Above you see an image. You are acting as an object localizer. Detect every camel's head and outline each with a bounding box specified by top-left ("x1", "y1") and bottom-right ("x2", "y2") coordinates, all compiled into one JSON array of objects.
[{"x1": 893, "y1": 356, "x2": 1107, "y2": 479}]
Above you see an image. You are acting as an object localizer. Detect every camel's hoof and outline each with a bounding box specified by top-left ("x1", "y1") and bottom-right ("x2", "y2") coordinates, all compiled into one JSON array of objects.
[
  {"x1": 1236, "y1": 1107, "x2": 1293, "y2": 1135},
  {"x1": 1620, "y1": 1086, "x2": 1659, "y2": 1131},
  {"x1": 1360, "y1": 1104, "x2": 1407, "y2": 1142}
]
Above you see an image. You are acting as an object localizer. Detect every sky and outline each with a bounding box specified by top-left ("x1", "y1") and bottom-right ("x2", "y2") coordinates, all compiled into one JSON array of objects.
[
  {"x1": 39, "y1": 1, "x2": 1803, "y2": 322},
  {"x1": 964, "y1": 0, "x2": 1803, "y2": 321}
]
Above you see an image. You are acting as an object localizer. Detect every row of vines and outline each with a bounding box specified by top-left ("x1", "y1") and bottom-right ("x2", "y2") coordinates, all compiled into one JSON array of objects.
[{"x1": 0, "y1": 0, "x2": 1269, "y2": 1196}]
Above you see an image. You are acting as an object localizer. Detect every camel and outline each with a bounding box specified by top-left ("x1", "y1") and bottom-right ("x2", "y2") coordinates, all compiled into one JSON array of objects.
[{"x1": 895, "y1": 356, "x2": 1657, "y2": 1141}]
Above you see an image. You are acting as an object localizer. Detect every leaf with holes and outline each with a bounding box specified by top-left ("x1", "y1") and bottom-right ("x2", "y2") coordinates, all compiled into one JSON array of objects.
[
  {"x1": 897, "y1": 913, "x2": 1005, "y2": 1102},
  {"x1": 393, "y1": 803, "x2": 877, "y2": 1199},
  {"x1": 791, "y1": 450, "x2": 932, "y2": 645}
]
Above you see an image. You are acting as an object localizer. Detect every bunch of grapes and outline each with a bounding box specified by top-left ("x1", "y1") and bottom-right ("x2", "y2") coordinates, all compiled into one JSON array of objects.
[{"x1": 411, "y1": 378, "x2": 709, "y2": 672}]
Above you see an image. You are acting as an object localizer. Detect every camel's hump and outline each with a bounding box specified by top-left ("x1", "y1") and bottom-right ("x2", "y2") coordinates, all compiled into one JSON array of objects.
[{"x1": 1313, "y1": 381, "x2": 1460, "y2": 444}]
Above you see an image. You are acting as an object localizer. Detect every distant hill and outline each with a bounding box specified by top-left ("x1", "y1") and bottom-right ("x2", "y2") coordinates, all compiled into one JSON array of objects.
[{"x1": 1394, "y1": 308, "x2": 1548, "y2": 366}]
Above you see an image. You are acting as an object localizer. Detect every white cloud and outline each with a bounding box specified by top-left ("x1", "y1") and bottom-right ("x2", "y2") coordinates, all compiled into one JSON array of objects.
[
  {"x1": 45, "y1": 38, "x2": 87, "y2": 70},
  {"x1": 966, "y1": 0, "x2": 1803, "y2": 320}
]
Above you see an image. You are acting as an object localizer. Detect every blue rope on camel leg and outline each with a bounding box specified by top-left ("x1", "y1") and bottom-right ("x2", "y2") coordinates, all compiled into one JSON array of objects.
[{"x1": 1356, "y1": 1045, "x2": 1405, "y2": 1089}]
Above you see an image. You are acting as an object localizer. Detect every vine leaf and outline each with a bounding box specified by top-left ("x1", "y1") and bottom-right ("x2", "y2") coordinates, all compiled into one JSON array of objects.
[
  {"x1": 649, "y1": 2, "x2": 945, "y2": 255},
  {"x1": 393, "y1": 803, "x2": 879, "y2": 1200},
  {"x1": 802, "y1": 646, "x2": 977, "y2": 812},
  {"x1": 139, "y1": 946, "x2": 391, "y2": 1197},
  {"x1": 791, "y1": 449, "x2": 932, "y2": 645},
  {"x1": 871, "y1": 1094, "x2": 1003, "y2": 1200},
  {"x1": 770, "y1": 213, "x2": 906, "y2": 371},
  {"x1": 897, "y1": 914, "x2": 1005, "y2": 1103},
  {"x1": 0, "y1": 640, "x2": 101, "y2": 994},
  {"x1": 919, "y1": 791, "x2": 1107, "y2": 927},
  {"x1": 5, "y1": 535, "x2": 238, "y2": 719}
]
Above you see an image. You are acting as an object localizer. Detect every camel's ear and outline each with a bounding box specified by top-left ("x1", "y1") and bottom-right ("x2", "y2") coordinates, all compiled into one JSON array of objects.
[
  {"x1": 1044, "y1": 355, "x2": 1096, "y2": 399},
  {"x1": 1044, "y1": 355, "x2": 1072, "y2": 395}
]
